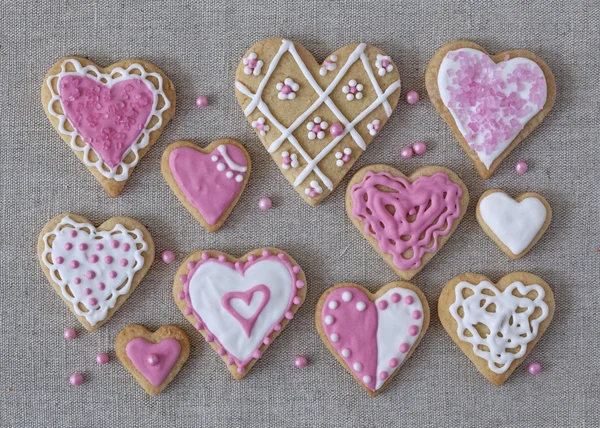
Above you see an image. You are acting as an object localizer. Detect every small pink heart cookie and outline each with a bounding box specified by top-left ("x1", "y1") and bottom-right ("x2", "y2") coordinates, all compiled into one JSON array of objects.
[
  {"x1": 116, "y1": 324, "x2": 190, "y2": 396},
  {"x1": 161, "y1": 139, "x2": 251, "y2": 232},
  {"x1": 173, "y1": 248, "x2": 306, "y2": 379},
  {"x1": 316, "y1": 282, "x2": 429, "y2": 396},
  {"x1": 42, "y1": 57, "x2": 176, "y2": 197}
]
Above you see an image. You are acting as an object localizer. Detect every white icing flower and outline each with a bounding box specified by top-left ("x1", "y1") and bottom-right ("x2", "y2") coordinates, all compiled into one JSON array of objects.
[
  {"x1": 319, "y1": 55, "x2": 338, "y2": 76},
  {"x1": 282, "y1": 151, "x2": 298, "y2": 170},
  {"x1": 342, "y1": 79, "x2": 364, "y2": 101},
  {"x1": 367, "y1": 119, "x2": 380, "y2": 136},
  {"x1": 243, "y1": 52, "x2": 264, "y2": 76},
  {"x1": 305, "y1": 180, "x2": 323, "y2": 197},
  {"x1": 335, "y1": 148, "x2": 352, "y2": 167},
  {"x1": 276, "y1": 78, "x2": 299, "y2": 100},
  {"x1": 375, "y1": 54, "x2": 393, "y2": 77},
  {"x1": 251, "y1": 117, "x2": 270, "y2": 136},
  {"x1": 306, "y1": 117, "x2": 328, "y2": 140}
]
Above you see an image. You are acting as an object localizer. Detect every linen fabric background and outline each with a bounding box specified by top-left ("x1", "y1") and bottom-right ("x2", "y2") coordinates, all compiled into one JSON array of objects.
[{"x1": 1, "y1": 1, "x2": 598, "y2": 427}]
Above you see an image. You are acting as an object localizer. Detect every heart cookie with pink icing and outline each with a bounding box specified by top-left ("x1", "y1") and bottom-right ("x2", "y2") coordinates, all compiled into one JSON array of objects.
[
  {"x1": 173, "y1": 248, "x2": 306, "y2": 379},
  {"x1": 42, "y1": 57, "x2": 176, "y2": 197},
  {"x1": 426, "y1": 41, "x2": 556, "y2": 179},
  {"x1": 161, "y1": 139, "x2": 251, "y2": 232},
  {"x1": 116, "y1": 324, "x2": 190, "y2": 396},
  {"x1": 346, "y1": 165, "x2": 469, "y2": 280},
  {"x1": 316, "y1": 282, "x2": 429, "y2": 396}
]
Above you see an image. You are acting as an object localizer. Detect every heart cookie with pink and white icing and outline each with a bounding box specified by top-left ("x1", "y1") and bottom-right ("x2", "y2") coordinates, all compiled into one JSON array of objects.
[
  {"x1": 42, "y1": 57, "x2": 176, "y2": 197},
  {"x1": 426, "y1": 41, "x2": 556, "y2": 179},
  {"x1": 173, "y1": 248, "x2": 306, "y2": 379},
  {"x1": 316, "y1": 282, "x2": 429, "y2": 396}
]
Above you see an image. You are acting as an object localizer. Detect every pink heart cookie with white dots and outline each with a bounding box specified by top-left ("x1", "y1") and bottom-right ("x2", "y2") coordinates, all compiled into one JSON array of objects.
[{"x1": 316, "y1": 282, "x2": 429, "y2": 396}]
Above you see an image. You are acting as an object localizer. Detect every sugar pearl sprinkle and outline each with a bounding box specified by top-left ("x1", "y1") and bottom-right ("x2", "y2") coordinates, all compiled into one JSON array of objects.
[
  {"x1": 400, "y1": 146, "x2": 414, "y2": 159},
  {"x1": 63, "y1": 328, "x2": 77, "y2": 341},
  {"x1": 96, "y1": 353, "x2": 109, "y2": 365},
  {"x1": 195, "y1": 95, "x2": 208, "y2": 108},
  {"x1": 161, "y1": 250, "x2": 175, "y2": 264},
  {"x1": 69, "y1": 373, "x2": 83, "y2": 386},
  {"x1": 528, "y1": 362, "x2": 542, "y2": 375},
  {"x1": 515, "y1": 161, "x2": 529, "y2": 175},
  {"x1": 258, "y1": 197, "x2": 272, "y2": 211},
  {"x1": 406, "y1": 90, "x2": 419, "y2": 104},
  {"x1": 294, "y1": 355, "x2": 308, "y2": 368}
]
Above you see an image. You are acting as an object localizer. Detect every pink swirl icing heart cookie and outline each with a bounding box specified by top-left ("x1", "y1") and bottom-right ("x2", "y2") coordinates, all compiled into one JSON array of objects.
[
  {"x1": 161, "y1": 139, "x2": 251, "y2": 232},
  {"x1": 426, "y1": 41, "x2": 556, "y2": 178},
  {"x1": 316, "y1": 282, "x2": 429, "y2": 396},
  {"x1": 42, "y1": 57, "x2": 176, "y2": 197},
  {"x1": 346, "y1": 165, "x2": 469, "y2": 280},
  {"x1": 173, "y1": 248, "x2": 306, "y2": 379}
]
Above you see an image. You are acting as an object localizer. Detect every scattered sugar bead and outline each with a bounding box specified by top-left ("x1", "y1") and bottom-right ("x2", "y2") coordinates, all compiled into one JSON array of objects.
[
  {"x1": 69, "y1": 373, "x2": 83, "y2": 386},
  {"x1": 96, "y1": 353, "x2": 109, "y2": 365},
  {"x1": 294, "y1": 355, "x2": 308, "y2": 368},
  {"x1": 161, "y1": 250, "x2": 175, "y2": 264},
  {"x1": 63, "y1": 328, "x2": 77, "y2": 341},
  {"x1": 515, "y1": 161, "x2": 529, "y2": 175},
  {"x1": 195, "y1": 95, "x2": 208, "y2": 108},
  {"x1": 330, "y1": 123, "x2": 344, "y2": 137},
  {"x1": 528, "y1": 362, "x2": 542, "y2": 375},
  {"x1": 258, "y1": 197, "x2": 272, "y2": 211},
  {"x1": 147, "y1": 354, "x2": 159, "y2": 366},
  {"x1": 406, "y1": 90, "x2": 419, "y2": 104},
  {"x1": 400, "y1": 146, "x2": 414, "y2": 159},
  {"x1": 413, "y1": 141, "x2": 427, "y2": 155}
]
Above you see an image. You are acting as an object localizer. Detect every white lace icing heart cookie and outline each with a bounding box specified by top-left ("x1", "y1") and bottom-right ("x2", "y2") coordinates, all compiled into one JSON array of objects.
[
  {"x1": 42, "y1": 57, "x2": 176, "y2": 197},
  {"x1": 235, "y1": 38, "x2": 401, "y2": 206},
  {"x1": 476, "y1": 189, "x2": 552, "y2": 259},
  {"x1": 173, "y1": 248, "x2": 306, "y2": 379},
  {"x1": 37, "y1": 214, "x2": 155, "y2": 331},
  {"x1": 426, "y1": 41, "x2": 556, "y2": 179},
  {"x1": 439, "y1": 272, "x2": 554, "y2": 386},
  {"x1": 316, "y1": 282, "x2": 429, "y2": 396}
]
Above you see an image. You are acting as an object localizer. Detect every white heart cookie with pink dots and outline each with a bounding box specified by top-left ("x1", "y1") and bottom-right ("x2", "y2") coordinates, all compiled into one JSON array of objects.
[{"x1": 316, "y1": 282, "x2": 429, "y2": 396}]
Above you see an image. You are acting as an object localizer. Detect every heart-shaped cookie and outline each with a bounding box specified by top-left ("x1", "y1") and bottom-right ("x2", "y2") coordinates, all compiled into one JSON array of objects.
[
  {"x1": 161, "y1": 139, "x2": 251, "y2": 232},
  {"x1": 235, "y1": 38, "x2": 401, "y2": 206},
  {"x1": 316, "y1": 282, "x2": 429, "y2": 396},
  {"x1": 42, "y1": 57, "x2": 176, "y2": 197},
  {"x1": 477, "y1": 189, "x2": 552, "y2": 259},
  {"x1": 116, "y1": 324, "x2": 190, "y2": 396},
  {"x1": 346, "y1": 165, "x2": 469, "y2": 280},
  {"x1": 173, "y1": 248, "x2": 306, "y2": 379},
  {"x1": 439, "y1": 272, "x2": 554, "y2": 386},
  {"x1": 426, "y1": 41, "x2": 556, "y2": 179},
  {"x1": 37, "y1": 214, "x2": 154, "y2": 331}
]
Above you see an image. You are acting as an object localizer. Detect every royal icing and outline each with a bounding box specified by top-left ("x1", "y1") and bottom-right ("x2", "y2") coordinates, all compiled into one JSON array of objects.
[
  {"x1": 46, "y1": 59, "x2": 171, "y2": 180},
  {"x1": 169, "y1": 144, "x2": 248, "y2": 225},
  {"x1": 125, "y1": 338, "x2": 181, "y2": 387},
  {"x1": 479, "y1": 192, "x2": 547, "y2": 255},
  {"x1": 322, "y1": 286, "x2": 424, "y2": 391},
  {"x1": 449, "y1": 280, "x2": 549, "y2": 374},
  {"x1": 437, "y1": 48, "x2": 547, "y2": 169},
  {"x1": 41, "y1": 216, "x2": 148, "y2": 326},
  {"x1": 319, "y1": 55, "x2": 338, "y2": 76},
  {"x1": 236, "y1": 40, "x2": 400, "y2": 192},
  {"x1": 350, "y1": 171, "x2": 463, "y2": 271},
  {"x1": 179, "y1": 251, "x2": 302, "y2": 373}
]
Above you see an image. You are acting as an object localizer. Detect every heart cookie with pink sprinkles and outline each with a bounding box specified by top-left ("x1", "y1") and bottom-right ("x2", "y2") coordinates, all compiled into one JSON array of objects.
[
  {"x1": 42, "y1": 57, "x2": 176, "y2": 197},
  {"x1": 426, "y1": 41, "x2": 555, "y2": 179},
  {"x1": 316, "y1": 282, "x2": 429, "y2": 396}
]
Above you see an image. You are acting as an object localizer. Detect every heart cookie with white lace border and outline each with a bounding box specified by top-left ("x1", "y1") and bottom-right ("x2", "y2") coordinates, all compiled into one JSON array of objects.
[
  {"x1": 439, "y1": 272, "x2": 554, "y2": 386},
  {"x1": 316, "y1": 282, "x2": 429, "y2": 396},
  {"x1": 37, "y1": 214, "x2": 154, "y2": 331},
  {"x1": 346, "y1": 165, "x2": 469, "y2": 280},
  {"x1": 116, "y1": 324, "x2": 190, "y2": 396},
  {"x1": 235, "y1": 38, "x2": 401, "y2": 206},
  {"x1": 426, "y1": 40, "x2": 556, "y2": 179},
  {"x1": 476, "y1": 189, "x2": 552, "y2": 259},
  {"x1": 42, "y1": 57, "x2": 176, "y2": 197},
  {"x1": 173, "y1": 248, "x2": 306, "y2": 379}
]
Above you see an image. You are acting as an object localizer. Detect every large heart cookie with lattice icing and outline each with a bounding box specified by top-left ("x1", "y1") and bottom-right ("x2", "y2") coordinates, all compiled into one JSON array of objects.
[
  {"x1": 439, "y1": 272, "x2": 554, "y2": 386},
  {"x1": 346, "y1": 165, "x2": 469, "y2": 280},
  {"x1": 42, "y1": 57, "x2": 176, "y2": 197},
  {"x1": 235, "y1": 39, "x2": 401, "y2": 206},
  {"x1": 426, "y1": 40, "x2": 555, "y2": 179},
  {"x1": 37, "y1": 214, "x2": 154, "y2": 331}
]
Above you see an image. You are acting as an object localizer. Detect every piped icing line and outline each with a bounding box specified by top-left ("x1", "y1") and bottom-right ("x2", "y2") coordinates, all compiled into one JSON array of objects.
[
  {"x1": 46, "y1": 58, "x2": 171, "y2": 181},
  {"x1": 41, "y1": 216, "x2": 148, "y2": 326},
  {"x1": 449, "y1": 280, "x2": 549, "y2": 374},
  {"x1": 217, "y1": 145, "x2": 248, "y2": 172}
]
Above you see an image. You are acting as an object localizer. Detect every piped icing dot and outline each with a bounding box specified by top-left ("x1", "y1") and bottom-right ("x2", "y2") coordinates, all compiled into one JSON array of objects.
[
  {"x1": 85, "y1": 270, "x2": 95, "y2": 279},
  {"x1": 179, "y1": 275, "x2": 187, "y2": 284},
  {"x1": 205, "y1": 333, "x2": 214, "y2": 342},
  {"x1": 195, "y1": 321, "x2": 203, "y2": 330},
  {"x1": 285, "y1": 311, "x2": 294, "y2": 320},
  {"x1": 389, "y1": 358, "x2": 399, "y2": 368},
  {"x1": 273, "y1": 323, "x2": 281, "y2": 331},
  {"x1": 404, "y1": 295, "x2": 414, "y2": 305},
  {"x1": 95, "y1": 243, "x2": 104, "y2": 251},
  {"x1": 89, "y1": 254, "x2": 98, "y2": 263},
  {"x1": 262, "y1": 249, "x2": 271, "y2": 257},
  {"x1": 55, "y1": 256, "x2": 64, "y2": 264},
  {"x1": 110, "y1": 239, "x2": 119, "y2": 249},
  {"x1": 234, "y1": 261, "x2": 243, "y2": 269},
  {"x1": 412, "y1": 310, "x2": 422, "y2": 320},
  {"x1": 109, "y1": 270, "x2": 117, "y2": 279},
  {"x1": 390, "y1": 293, "x2": 401, "y2": 303},
  {"x1": 399, "y1": 343, "x2": 410, "y2": 353},
  {"x1": 277, "y1": 253, "x2": 286, "y2": 260},
  {"x1": 64, "y1": 242, "x2": 73, "y2": 251},
  {"x1": 70, "y1": 230, "x2": 78, "y2": 238},
  {"x1": 295, "y1": 280, "x2": 305, "y2": 289},
  {"x1": 78, "y1": 243, "x2": 88, "y2": 250},
  {"x1": 328, "y1": 300, "x2": 339, "y2": 310},
  {"x1": 227, "y1": 357, "x2": 234, "y2": 366},
  {"x1": 184, "y1": 307, "x2": 192, "y2": 315},
  {"x1": 342, "y1": 291, "x2": 352, "y2": 302},
  {"x1": 218, "y1": 348, "x2": 226, "y2": 356},
  {"x1": 121, "y1": 243, "x2": 130, "y2": 251},
  {"x1": 362, "y1": 375, "x2": 372, "y2": 384},
  {"x1": 252, "y1": 350, "x2": 262, "y2": 359},
  {"x1": 84, "y1": 288, "x2": 92, "y2": 295},
  {"x1": 377, "y1": 300, "x2": 388, "y2": 310},
  {"x1": 248, "y1": 255, "x2": 257, "y2": 262},
  {"x1": 292, "y1": 265, "x2": 301, "y2": 273},
  {"x1": 69, "y1": 260, "x2": 79, "y2": 268},
  {"x1": 218, "y1": 254, "x2": 227, "y2": 262},
  {"x1": 104, "y1": 256, "x2": 113, "y2": 264},
  {"x1": 73, "y1": 277, "x2": 81, "y2": 285},
  {"x1": 379, "y1": 371, "x2": 389, "y2": 380},
  {"x1": 324, "y1": 315, "x2": 334, "y2": 325},
  {"x1": 356, "y1": 301, "x2": 366, "y2": 311},
  {"x1": 293, "y1": 296, "x2": 302, "y2": 305},
  {"x1": 201, "y1": 252, "x2": 210, "y2": 260},
  {"x1": 408, "y1": 325, "x2": 419, "y2": 336},
  {"x1": 353, "y1": 362, "x2": 363, "y2": 371},
  {"x1": 341, "y1": 348, "x2": 351, "y2": 358},
  {"x1": 263, "y1": 337, "x2": 271, "y2": 345},
  {"x1": 89, "y1": 297, "x2": 98, "y2": 306},
  {"x1": 236, "y1": 366, "x2": 245, "y2": 374},
  {"x1": 187, "y1": 261, "x2": 196, "y2": 270},
  {"x1": 177, "y1": 291, "x2": 185, "y2": 299},
  {"x1": 330, "y1": 333, "x2": 339, "y2": 342},
  {"x1": 98, "y1": 282, "x2": 105, "y2": 290}
]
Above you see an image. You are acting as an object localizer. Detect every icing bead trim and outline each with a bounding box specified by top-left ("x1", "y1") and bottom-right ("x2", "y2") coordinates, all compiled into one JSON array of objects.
[
  {"x1": 243, "y1": 53, "x2": 264, "y2": 76},
  {"x1": 251, "y1": 117, "x2": 270, "y2": 136}
]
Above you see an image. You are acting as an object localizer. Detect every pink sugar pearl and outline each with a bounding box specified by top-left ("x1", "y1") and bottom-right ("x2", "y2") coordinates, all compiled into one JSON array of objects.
[
  {"x1": 528, "y1": 362, "x2": 542, "y2": 375},
  {"x1": 400, "y1": 146, "x2": 414, "y2": 159},
  {"x1": 515, "y1": 161, "x2": 529, "y2": 175},
  {"x1": 63, "y1": 328, "x2": 77, "y2": 341},
  {"x1": 161, "y1": 250, "x2": 175, "y2": 264},
  {"x1": 406, "y1": 90, "x2": 419, "y2": 104},
  {"x1": 147, "y1": 354, "x2": 159, "y2": 366},
  {"x1": 413, "y1": 141, "x2": 427, "y2": 155},
  {"x1": 258, "y1": 197, "x2": 272, "y2": 211},
  {"x1": 96, "y1": 353, "x2": 109, "y2": 365},
  {"x1": 195, "y1": 95, "x2": 208, "y2": 108},
  {"x1": 294, "y1": 355, "x2": 308, "y2": 368},
  {"x1": 330, "y1": 123, "x2": 344, "y2": 137},
  {"x1": 69, "y1": 373, "x2": 83, "y2": 386}
]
